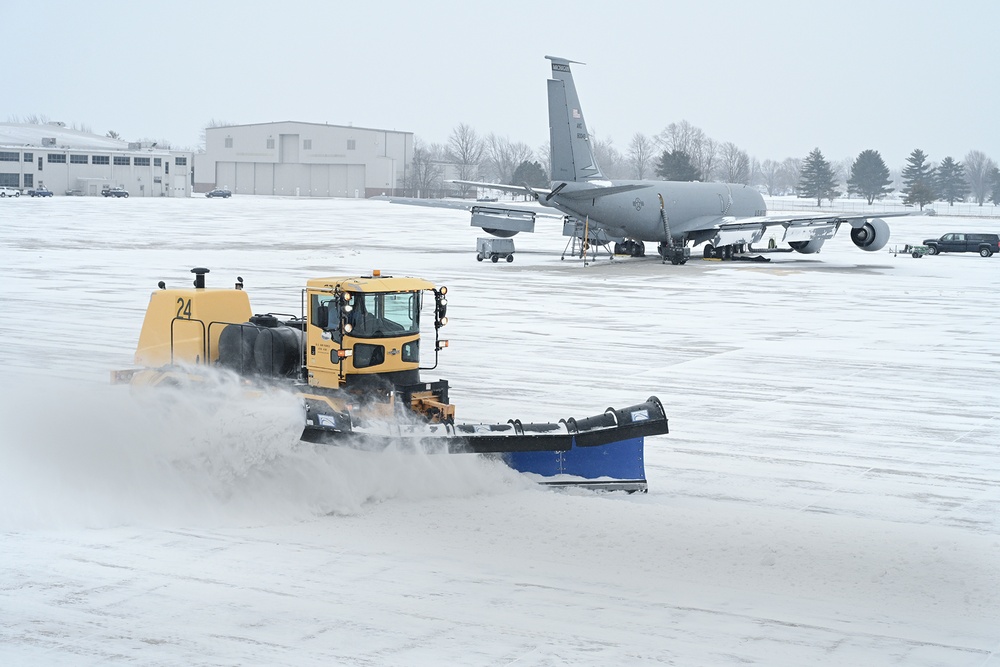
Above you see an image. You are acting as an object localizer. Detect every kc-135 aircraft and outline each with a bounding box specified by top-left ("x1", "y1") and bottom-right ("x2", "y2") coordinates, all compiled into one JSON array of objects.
[{"x1": 393, "y1": 56, "x2": 907, "y2": 263}]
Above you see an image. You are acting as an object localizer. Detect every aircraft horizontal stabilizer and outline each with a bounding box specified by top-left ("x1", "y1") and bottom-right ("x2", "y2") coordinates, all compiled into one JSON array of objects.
[
  {"x1": 446, "y1": 180, "x2": 550, "y2": 198},
  {"x1": 556, "y1": 183, "x2": 651, "y2": 200}
]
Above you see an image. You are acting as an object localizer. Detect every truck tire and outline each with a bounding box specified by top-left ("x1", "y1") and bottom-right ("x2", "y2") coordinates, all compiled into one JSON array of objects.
[
  {"x1": 506, "y1": 255, "x2": 514, "y2": 263},
  {"x1": 926, "y1": 245, "x2": 938, "y2": 255},
  {"x1": 476, "y1": 253, "x2": 483, "y2": 262},
  {"x1": 491, "y1": 255, "x2": 499, "y2": 263},
  {"x1": 980, "y1": 247, "x2": 992, "y2": 257}
]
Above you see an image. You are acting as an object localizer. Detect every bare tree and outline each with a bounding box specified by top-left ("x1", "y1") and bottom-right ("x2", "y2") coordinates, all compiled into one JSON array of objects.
[
  {"x1": 655, "y1": 120, "x2": 703, "y2": 155},
  {"x1": 833, "y1": 157, "x2": 853, "y2": 193},
  {"x1": 964, "y1": 150, "x2": 997, "y2": 206},
  {"x1": 719, "y1": 142, "x2": 751, "y2": 184},
  {"x1": 445, "y1": 123, "x2": 485, "y2": 197},
  {"x1": 592, "y1": 136, "x2": 628, "y2": 179},
  {"x1": 406, "y1": 139, "x2": 445, "y2": 198},
  {"x1": 655, "y1": 120, "x2": 717, "y2": 181},
  {"x1": 536, "y1": 141, "x2": 551, "y2": 180},
  {"x1": 483, "y1": 134, "x2": 534, "y2": 184},
  {"x1": 106, "y1": 130, "x2": 121, "y2": 140},
  {"x1": 781, "y1": 157, "x2": 802, "y2": 195},
  {"x1": 758, "y1": 159, "x2": 782, "y2": 195},
  {"x1": 627, "y1": 132, "x2": 654, "y2": 179}
]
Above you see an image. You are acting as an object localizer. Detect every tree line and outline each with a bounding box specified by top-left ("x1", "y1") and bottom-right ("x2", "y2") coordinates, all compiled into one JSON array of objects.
[{"x1": 407, "y1": 120, "x2": 1000, "y2": 207}]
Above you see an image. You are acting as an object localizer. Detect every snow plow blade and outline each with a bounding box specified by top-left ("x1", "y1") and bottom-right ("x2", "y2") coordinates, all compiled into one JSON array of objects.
[
  {"x1": 302, "y1": 396, "x2": 667, "y2": 454},
  {"x1": 302, "y1": 397, "x2": 667, "y2": 492}
]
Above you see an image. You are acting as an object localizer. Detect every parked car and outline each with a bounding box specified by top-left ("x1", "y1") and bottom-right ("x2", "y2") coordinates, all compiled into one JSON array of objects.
[
  {"x1": 923, "y1": 233, "x2": 1000, "y2": 258},
  {"x1": 102, "y1": 186, "x2": 130, "y2": 198},
  {"x1": 206, "y1": 188, "x2": 232, "y2": 198},
  {"x1": 0, "y1": 186, "x2": 21, "y2": 197},
  {"x1": 28, "y1": 186, "x2": 54, "y2": 197}
]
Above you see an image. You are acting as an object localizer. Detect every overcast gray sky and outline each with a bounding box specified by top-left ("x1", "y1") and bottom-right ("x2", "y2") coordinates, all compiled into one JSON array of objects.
[{"x1": 8, "y1": 0, "x2": 997, "y2": 169}]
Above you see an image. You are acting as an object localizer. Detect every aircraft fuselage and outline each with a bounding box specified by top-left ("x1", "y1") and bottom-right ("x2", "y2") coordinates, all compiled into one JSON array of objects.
[{"x1": 543, "y1": 180, "x2": 767, "y2": 244}]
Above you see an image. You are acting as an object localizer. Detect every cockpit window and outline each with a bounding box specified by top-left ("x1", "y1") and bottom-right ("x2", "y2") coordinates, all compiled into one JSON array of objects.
[{"x1": 349, "y1": 291, "x2": 420, "y2": 338}]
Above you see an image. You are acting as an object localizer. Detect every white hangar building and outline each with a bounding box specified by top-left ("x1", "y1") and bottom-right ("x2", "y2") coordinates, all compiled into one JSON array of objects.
[
  {"x1": 0, "y1": 123, "x2": 193, "y2": 197},
  {"x1": 194, "y1": 122, "x2": 413, "y2": 198}
]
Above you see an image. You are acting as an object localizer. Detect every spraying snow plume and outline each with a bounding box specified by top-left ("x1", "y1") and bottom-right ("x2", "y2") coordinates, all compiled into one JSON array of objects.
[{"x1": 0, "y1": 371, "x2": 529, "y2": 530}]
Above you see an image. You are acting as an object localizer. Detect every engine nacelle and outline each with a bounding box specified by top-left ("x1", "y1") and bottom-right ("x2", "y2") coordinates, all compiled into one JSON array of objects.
[
  {"x1": 789, "y1": 239, "x2": 826, "y2": 254},
  {"x1": 471, "y1": 207, "x2": 534, "y2": 238},
  {"x1": 850, "y1": 218, "x2": 890, "y2": 252},
  {"x1": 481, "y1": 228, "x2": 519, "y2": 238}
]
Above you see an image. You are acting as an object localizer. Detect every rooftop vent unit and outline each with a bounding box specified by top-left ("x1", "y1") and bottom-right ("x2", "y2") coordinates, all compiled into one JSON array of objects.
[{"x1": 42, "y1": 137, "x2": 56, "y2": 147}]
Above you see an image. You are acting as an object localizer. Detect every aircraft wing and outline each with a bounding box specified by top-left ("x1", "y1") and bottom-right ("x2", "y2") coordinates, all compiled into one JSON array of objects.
[
  {"x1": 380, "y1": 195, "x2": 563, "y2": 237},
  {"x1": 696, "y1": 210, "x2": 922, "y2": 248}
]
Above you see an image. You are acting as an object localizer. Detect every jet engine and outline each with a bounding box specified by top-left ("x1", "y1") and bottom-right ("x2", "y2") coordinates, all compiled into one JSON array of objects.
[
  {"x1": 850, "y1": 218, "x2": 890, "y2": 252},
  {"x1": 481, "y1": 228, "x2": 519, "y2": 238},
  {"x1": 789, "y1": 239, "x2": 826, "y2": 254},
  {"x1": 471, "y1": 207, "x2": 535, "y2": 238}
]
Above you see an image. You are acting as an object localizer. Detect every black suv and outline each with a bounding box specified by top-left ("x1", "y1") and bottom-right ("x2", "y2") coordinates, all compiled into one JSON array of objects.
[{"x1": 924, "y1": 233, "x2": 999, "y2": 257}]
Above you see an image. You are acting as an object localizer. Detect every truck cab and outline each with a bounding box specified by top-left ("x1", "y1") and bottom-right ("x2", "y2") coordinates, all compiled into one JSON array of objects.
[{"x1": 304, "y1": 271, "x2": 447, "y2": 389}]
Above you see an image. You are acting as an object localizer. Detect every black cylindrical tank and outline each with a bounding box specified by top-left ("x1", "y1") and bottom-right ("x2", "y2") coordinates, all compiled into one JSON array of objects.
[
  {"x1": 253, "y1": 325, "x2": 304, "y2": 377},
  {"x1": 218, "y1": 323, "x2": 260, "y2": 375}
]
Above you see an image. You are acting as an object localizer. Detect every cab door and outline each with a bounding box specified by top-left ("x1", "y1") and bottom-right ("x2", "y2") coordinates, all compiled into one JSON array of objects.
[{"x1": 940, "y1": 233, "x2": 961, "y2": 252}]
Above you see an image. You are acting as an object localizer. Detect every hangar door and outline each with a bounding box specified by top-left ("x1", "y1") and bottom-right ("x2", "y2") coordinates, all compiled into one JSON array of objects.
[
  {"x1": 347, "y1": 165, "x2": 365, "y2": 198},
  {"x1": 216, "y1": 162, "x2": 236, "y2": 191},
  {"x1": 274, "y1": 164, "x2": 309, "y2": 196},
  {"x1": 308, "y1": 165, "x2": 349, "y2": 197},
  {"x1": 235, "y1": 163, "x2": 254, "y2": 195},
  {"x1": 254, "y1": 163, "x2": 274, "y2": 195}
]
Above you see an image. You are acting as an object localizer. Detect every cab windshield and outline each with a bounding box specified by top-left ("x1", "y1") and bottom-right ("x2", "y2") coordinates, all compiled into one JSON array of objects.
[{"x1": 349, "y1": 291, "x2": 421, "y2": 338}]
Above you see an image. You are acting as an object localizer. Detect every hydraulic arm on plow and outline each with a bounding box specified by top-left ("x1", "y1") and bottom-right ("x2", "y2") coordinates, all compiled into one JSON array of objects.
[{"x1": 115, "y1": 268, "x2": 669, "y2": 491}]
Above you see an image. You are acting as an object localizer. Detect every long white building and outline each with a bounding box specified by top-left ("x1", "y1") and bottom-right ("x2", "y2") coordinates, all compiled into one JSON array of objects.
[
  {"x1": 194, "y1": 122, "x2": 413, "y2": 197},
  {"x1": 0, "y1": 123, "x2": 192, "y2": 197}
]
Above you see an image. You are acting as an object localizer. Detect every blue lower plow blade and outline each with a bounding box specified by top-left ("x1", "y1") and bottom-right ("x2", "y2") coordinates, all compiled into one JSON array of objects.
[{"x1": 505, "y1": 435, "x2": 649, "y2": 493}]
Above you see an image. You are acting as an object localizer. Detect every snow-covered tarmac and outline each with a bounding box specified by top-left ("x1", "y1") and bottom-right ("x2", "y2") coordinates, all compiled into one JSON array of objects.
[{"x1": 1, "y1": 196, "x2": 998, "y2": 665}]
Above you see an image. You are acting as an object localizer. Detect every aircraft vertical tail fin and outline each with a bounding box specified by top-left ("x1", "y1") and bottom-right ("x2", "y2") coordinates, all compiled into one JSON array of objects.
[{"x1": 546, "y1": 56, "x2": 604, "y2": 183}]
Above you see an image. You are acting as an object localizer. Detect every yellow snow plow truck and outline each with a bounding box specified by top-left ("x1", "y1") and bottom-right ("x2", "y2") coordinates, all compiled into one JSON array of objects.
[{"x1": 114, "y1": 268, "x2": 668, "y2": 491}]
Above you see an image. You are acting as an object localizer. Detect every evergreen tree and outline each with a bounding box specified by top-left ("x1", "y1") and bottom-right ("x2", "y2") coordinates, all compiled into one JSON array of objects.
[
  {"x1": 655, "y1": 150, "x2": 701, "y2": 181},
  {"x1": 846, "y1": 149, "x2": 893, "y2": 204},
  {"x1": 935, "y1": 156, "x2": 970, "y2": 206},
  {"x1": 510, "y1": 160, "x2": 548, "y2": 188},
  {"x1": 797, "y1": 148, "x2": 840, "y2": 205},
  {"x1": 901, "y1": 149, "x2": 937, "y2": 210},
  {"x1": 989, "y1": 166, "x2": 1000, "y2": 206}
]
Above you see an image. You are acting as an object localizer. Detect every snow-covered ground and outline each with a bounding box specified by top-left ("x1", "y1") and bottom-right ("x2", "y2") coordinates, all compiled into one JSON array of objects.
[{"x1": 1, "y1": 196, "x2": 998, "y2": 666}]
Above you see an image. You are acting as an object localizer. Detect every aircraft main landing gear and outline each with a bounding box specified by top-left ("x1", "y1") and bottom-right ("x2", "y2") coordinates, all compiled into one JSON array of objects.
[{"x1": 613, "y1": 240, "x2": 645, "y2": 257}]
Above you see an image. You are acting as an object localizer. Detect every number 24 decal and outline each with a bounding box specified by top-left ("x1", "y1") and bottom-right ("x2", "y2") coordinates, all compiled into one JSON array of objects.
[{"x1": 176, "y1": 298, "x2": 192, "y2": 319}]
